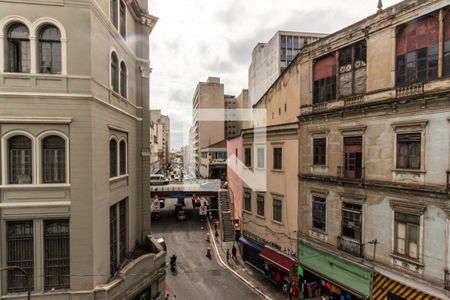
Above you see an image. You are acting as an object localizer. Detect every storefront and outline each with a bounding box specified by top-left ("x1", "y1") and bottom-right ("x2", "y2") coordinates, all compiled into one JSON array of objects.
[
  {"x1": 239, "y1": 236, "x2": 265, "y2": 271},
  {"x1": 298, "y1": 241, "x2": 371, "y2": 300},
  {"x1": 259, "y1": 245, "x2": 296, "y2": 288},
  {"x1": 372, "y1": 273, "x2": 440, "y2": 300}
]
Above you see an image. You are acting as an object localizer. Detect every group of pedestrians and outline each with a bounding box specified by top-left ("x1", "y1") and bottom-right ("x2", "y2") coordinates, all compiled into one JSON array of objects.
[{"x1": 225, "y1": 245, "x2": 237, "y2": 264}]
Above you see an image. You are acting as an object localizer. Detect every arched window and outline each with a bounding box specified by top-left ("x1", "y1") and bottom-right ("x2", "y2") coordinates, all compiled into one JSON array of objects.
[
  {"x1": 39, "y1": 25, "x2": 61, "y2": 74},
  {"x1": 396, "y1": 16, "x2": 439, "y2": 85},
  {"x1": 120, "y1": 61, "x2": 127, "y2": 98},
  {"x1": 6, "y1": 23, "x2": 30, "y2": 73},
  {"x1": 313, "y1": 55, "x2": 336, "y2": 103},
  {"x1": 8, "y1": 135, "x2": 32, "y2": 184},
  {"x1": 110, "y1": 0, "x2": 118, "y2": 29},
  {"x1": 443, "y1": 11, "x2": 450, "y2": 76},
  {"x1": 119, "y1": 140, "x2": 126, "y2": 175},
  {"x1": 120, "y1": 0, "x2": 126, "y2": 38},
  {"x1": 110, "y1": 139, "x2": 117, "y2": 177},
  {"x1": 111, "y1": 52, "x2": 119, "y2": 93},
  {"x1": 42, "y1": 135, "x2": 66, "y2": 183}
]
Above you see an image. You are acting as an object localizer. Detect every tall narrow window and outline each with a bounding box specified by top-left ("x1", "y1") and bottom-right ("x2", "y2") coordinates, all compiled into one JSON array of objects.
[
  {"x1": 110, "y1": 205, "x2": 118, "y2": 276},
  {"x1": 342, "y1": 202, "x2": 362, "y2": 241},
  {"x1": 339, "y1": 41, "x2": 367, "y2": 97},
  {"x1": 39, "y1": 26, "x2": 61, "y2": 74},
  {"x1": 119, "y1": 200, "x2": 127, "y2": 264},
  {"x1": 312, "y1": 197, "x2": 326, "y2": 231},
  {"x1": 313, "y1": 55, "x2": 336, "y2": 103},
  {"x1": 119, "y1": 0, "x2": 126, "y2": 38},
  {"x1": 256, "y1": 147, "x2": 265, "y2": 168},
  {"x1": 43, "y1": 135, "x2": 66, "y2": 183},
  {"x1": 8, "y1": 135, "x2": 32, "y2": 184},
  {"x1": 111, "y1": 52, "x2": 119, "y2": 93},
  {"x1": 313, "y1": 138, "x2": 326, "y2": 165},
  {"x1": 273, "y1": 198, "x2": 282, "y2": 222},
  {"x1": 7, "y1": 221, "x2": 34, "y2": 292},
  {"x1": 244, "y1": 148, "x2": 251, "y2": 167},
  {"x1": 396, "y1": 16, "x2": 438, "y2": 85},
  {"x1": 344, "y1": 136, "x2": 362, "y2": 179},
  {"x1": 244, "y1": 191, "x2": 251, "y2": 212},
  {"x1": 396, "y1": 133, "x2": 421, "y2": 170},
  {"x1": 120, "y1": 61, "x2": 127, "y2": 98},
  {"x1": 444, "y1": 11, "x2": 450, "y2": 76},
  {"x1": 256, "y1": 194, "x2": 264, "y2": 217},
  {"x1": 110, "y1": 139, "x2": 117, "y2": 177},
  {"x1": 110, "y1": 0, "x2": 118, "y2": 29},
  {"x1": 395, "y1": 212, "x2": 420, "y2": 259},
  {"x1": 273, "y1": 147, "x2": 282, "y2": 170},
  {"x1": 44, "y1": 220, "x2": 70, "y2": 290},
  {"x1": 6, "y1": 23, "x2": 30, "y2": 73},
  {"x1": 119, "y1": 140, "x2": 126, "y2": 175}
]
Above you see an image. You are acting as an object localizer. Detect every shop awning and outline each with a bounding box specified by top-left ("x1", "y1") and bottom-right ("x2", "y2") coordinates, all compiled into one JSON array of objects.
[
  {"x1": 259, "y1": 246, "x2": 296, "y2": 273},
  {"x1": 239, "y1": 237, "x2": 263, "y2": 253}
]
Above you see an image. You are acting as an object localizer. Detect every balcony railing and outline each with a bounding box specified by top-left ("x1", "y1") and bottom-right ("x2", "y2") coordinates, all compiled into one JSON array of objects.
[
  {"x1": 337, "y1": 236, "x2": 363, "y2": 258},
  {"x1": 396, "y1": 82, "x2": 424, "y2": 98}
]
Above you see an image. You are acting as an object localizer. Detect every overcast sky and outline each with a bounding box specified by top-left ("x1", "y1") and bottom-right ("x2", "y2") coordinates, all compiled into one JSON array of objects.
[{"x1": 149, "y1": 0, "x2": 402, "y2": 149}]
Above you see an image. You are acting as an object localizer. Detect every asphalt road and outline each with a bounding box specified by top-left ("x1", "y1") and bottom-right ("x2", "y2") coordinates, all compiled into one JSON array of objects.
[{"x1": 152, "y1": 198, "x2": 260, "y2": 300}]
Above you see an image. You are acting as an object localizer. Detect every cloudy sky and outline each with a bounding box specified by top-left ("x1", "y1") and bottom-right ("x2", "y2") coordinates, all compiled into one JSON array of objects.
[{"x1": 149, "y1": 0, "x2": 402, "y2": 149}]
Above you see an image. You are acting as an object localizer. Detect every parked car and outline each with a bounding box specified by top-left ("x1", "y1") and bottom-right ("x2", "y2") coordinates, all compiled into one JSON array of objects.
[
  {"x1": 150, "y1": 174, "x2": 169, "y2": 185},
  {"x1": 176, "y1": 210, "x2": 187, "y2": 221}
]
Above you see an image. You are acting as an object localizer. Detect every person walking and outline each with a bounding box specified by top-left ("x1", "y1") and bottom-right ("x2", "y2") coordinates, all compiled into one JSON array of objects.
[
  {"x1": 214, "y1": 221, "x2": 218, "y2": 231},
  {"x1": 231, "y1": 244, "x2": 237, "y2": 260},
  {"x1": 214, "y1": 230, "x2": 219, "y2": 241},
  {"x1": 226, "y1": 249, "x2": 230, "y2": 263}
]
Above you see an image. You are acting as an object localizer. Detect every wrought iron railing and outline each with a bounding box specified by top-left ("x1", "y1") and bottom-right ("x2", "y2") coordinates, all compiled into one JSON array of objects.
[{"x1": 337, "y1": 236, "x2": 363, "y2": 258}]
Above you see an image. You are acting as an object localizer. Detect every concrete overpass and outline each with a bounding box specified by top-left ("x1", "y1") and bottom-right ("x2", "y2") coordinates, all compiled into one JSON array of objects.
[{"x1": 150, "y1": 180, "x2": 222, "y2": 198}]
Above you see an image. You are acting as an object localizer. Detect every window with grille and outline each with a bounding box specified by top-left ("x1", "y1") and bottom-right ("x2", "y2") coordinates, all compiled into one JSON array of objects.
[
  {"x1": 256, "y1": 194, "x2": 264, "y2": 217},
  {"x1": 7, "y1": 23, "x2": 30, "y2": 73},
  {"x1": 44, "y1": 220, "x2": 70, "y2": 290},
  {"x1": 119, "y1": 200, "x2": 127, "y2": 264},
  {"x1": 39, "y1": 26, "x2": 61, "y2": 74},
  {"x1": 312, "y1": 197, "x2": 326, "y2": 231},
  {"x1": 119, "y1": 140, "x2": 126, "y2": 175},
  {"x1": 341, "y1": 202, "x2": 362, "y2": 241},
  {"x1": 110, "y1": 139, "x2": 117, "y2": 177},
  {"x1": 313, "y1": 55, "x2": 336, "y2": 103},
  {"x1": 273, "y1": 147, "x2": 282, "y2": 170},
  {"x1": 397, "y1": 133, "x2": 421, "y2": 170},
  {"x1": 244, "y1": 191, "x2": 251, "y2": 212},
  {"x1": 8, "y1": 135, "x2": 32, "y2": 184},
  {"x1": 110, "y1": 0, "x2": 118, "y2": 28},
  {"x1": 395, "y1": 212, "x2": 420, "y2": 259},
  {"x1": 396, "y1": 16, "x2": 438, "y2": 85},
  {"x1": 313, "y1": 138, "x2": 326, "y2": 165},
  {"x1": 256, "y1": 147, "x2": 264, "y2": 168},
  {"x1": 7, "y1": 221, "x2": 34, "y2": 293},
  {"x1": 43, "y1": 135, "x2": 66, "y2": 183},
  {"x1": 111, "y1": 52, "x2": 119, "y2": 92},
  {"x1": 273, "y1": 198, "x2": 282, "y2": 222},
  {"x1": 119, "y1": 1, "x2": 126, "y2": 38},
  {"x1": 244, "y1": 148, "x2": 251, "y2": 167},
  {"x1": 120, "y1": 62, "x2": 127, "y2": 98},
  {"x1": 110, "y1": 206, "x2": 118, "y2": 276}
]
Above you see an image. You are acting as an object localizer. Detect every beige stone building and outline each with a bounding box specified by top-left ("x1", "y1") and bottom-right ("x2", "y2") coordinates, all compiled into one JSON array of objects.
[
  {"x1": 294, "y1": 0, "x2": 450, "y2": 298},
  {"x1": 150, "y1": 109, "x2": 170, "y2": 171},
  {"x1": 0, "y1": 0, "x2": 165, "y2": 299},
  {"x1": 192, "y1": 77, "x2": 225, "y2": 176}
]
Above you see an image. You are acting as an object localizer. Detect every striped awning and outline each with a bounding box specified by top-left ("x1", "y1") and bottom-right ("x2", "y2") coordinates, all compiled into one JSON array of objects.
[{"x1": 373, "y1": 273, "x2": 441, "y2": 300}]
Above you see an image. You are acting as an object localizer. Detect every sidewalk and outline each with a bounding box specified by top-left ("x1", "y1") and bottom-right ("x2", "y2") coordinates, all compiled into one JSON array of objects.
[{"x1": 209, "y1": 220, "x2": 289, "y2": 300}]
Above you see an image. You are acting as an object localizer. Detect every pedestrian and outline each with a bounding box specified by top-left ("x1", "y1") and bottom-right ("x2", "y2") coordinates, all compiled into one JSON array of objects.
[
  {"x1": 214, "y1": 222, "x2": 218, "y2": 231},
  {"x1": 226, "y1": 249, "x2": 230, "y2": 263},
  {"x1": 232, "y1": 244, "x2": 237, "y2": 260},
  {"x1": 214, "y1": 230, "x2": 219, "y2": 241}
]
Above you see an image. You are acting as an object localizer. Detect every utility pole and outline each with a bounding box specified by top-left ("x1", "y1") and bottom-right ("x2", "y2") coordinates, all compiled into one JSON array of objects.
[
  {"x1": 368, "y1": 239, "x2": 378, "y2": 300},
  {"x1": 0, "y1": 266, "x2": 31, "y2": 300}
]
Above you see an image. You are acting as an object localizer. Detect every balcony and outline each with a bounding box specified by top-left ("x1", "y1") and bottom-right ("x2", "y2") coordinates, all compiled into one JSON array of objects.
[
  {"x1": 396, "y1": 82, "x2": 424, "y2": 98},
  {"x1": 337, "y1": 236, "x2": 363, "y2": 258}
]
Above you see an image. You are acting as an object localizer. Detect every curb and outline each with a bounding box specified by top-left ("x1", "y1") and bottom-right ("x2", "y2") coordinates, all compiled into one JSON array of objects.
[{"x1": 207, "y1": 220, "x2": 273, "y2": 300}]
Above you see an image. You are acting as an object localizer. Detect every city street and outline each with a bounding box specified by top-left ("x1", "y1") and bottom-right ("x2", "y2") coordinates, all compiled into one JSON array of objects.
[{"x1": 152, "y1": 198, "x2": 260, "y2": 300}]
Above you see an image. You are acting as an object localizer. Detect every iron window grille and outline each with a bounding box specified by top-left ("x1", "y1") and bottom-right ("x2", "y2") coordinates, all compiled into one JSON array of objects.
[
  {"x1": 44, "y1": 220, "x2": 70, "y2": 290},
  {"x1": 7, "y1": 221, "x2": 34, "y2": 293},
  {"x1": 8, "y1": 135, "x2": 32, "y2": 184}
]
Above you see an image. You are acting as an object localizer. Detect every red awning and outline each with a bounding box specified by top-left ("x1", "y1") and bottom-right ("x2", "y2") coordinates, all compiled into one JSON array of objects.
[{"x1": 259, "y1": 246, "x2": 295, "y2": 273}]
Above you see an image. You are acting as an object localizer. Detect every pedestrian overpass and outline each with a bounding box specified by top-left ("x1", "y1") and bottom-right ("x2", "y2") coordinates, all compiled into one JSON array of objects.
[{"x1": 150, "y1": 180, "x2": 222, "y2": 198}]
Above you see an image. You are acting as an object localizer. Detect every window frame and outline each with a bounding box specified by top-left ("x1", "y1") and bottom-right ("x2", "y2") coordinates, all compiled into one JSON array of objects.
[
  {"x1": 6, "y1": 22, "x2": 31, "y2": 73},
  {"x1": 272, "y1": 197, "x2": 283, "y2": 223},
  {"x1": 119, "y1": 0, "x2": 127, "y2": 39},
  {"x1": 313, "y1": 55, "x2": 337, "y2": 104},
  {"x1": 243, "y1": 190, "x2": 252, "y2": 213},
  {"x1": 109, "y1": 137, "x2": 118, "y2": 178},
  {"x1": 7, "y1": 134, "x2": 33, "y2": 185},
  {"x1": 110, "y1": 0, "x2": 118, "y2": 29},
  {"x1": 394, "y1": 212, "x2": 421, "y2": 260},
  {"x1": 244, "y1": 147, "x2": 252, "y2": 167},
  {"x1": 256, "y1": 194, "x2": 265, "y2": 217},
  {"x1": 341, "y1": 202, "x2": 362, "y2": 242},
  {"x1": 256, "y1": 146, "x2": 265, "y2": 169},
  {"x1": 313, "y1": 138, "x2": 327, "y2": 166},
  {"x1": 110, "y1": 51, "x2": 119, "y2": 93},
  {"x1": 119, "y1": 138, "x2": 127, "y2": 175},
  {"x1": 38, "y1": 25, "x2": 62, "y2": 74},
  {"x1": 272, "y1": 147, "x2": 283, "y2": 171},
  {"x1": 120, "y1": 61, "x2": 127, "y2": 98},
  {"x1": 312, "y1": 196, "x2": 326, "y2": 232},
  {"x1": 41, "y1": 134, "x2": 66, "y2": 184}
]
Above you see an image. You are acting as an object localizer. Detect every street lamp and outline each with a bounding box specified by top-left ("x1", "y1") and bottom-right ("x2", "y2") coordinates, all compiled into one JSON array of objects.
[
  {"x1": 368, "y1": 239, "x2": 378, "y2": 300},
  {"x1": 0, "y1": 266, "x2": 31, "y2": 300}
]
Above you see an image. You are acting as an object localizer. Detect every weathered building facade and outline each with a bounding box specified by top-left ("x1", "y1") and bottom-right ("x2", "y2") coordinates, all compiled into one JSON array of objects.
[
  {"x1": 0, "y1": 0, "x2": 165, "y2": 299},
  {"x1": 296, "y1": 0, "x2": 450, "y2": 298}
]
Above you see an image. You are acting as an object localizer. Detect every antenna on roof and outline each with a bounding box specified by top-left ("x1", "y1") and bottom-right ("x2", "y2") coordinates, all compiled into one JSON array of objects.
[{"x1": 377, "y1": 0, "x2": 383, "y2": 12}]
